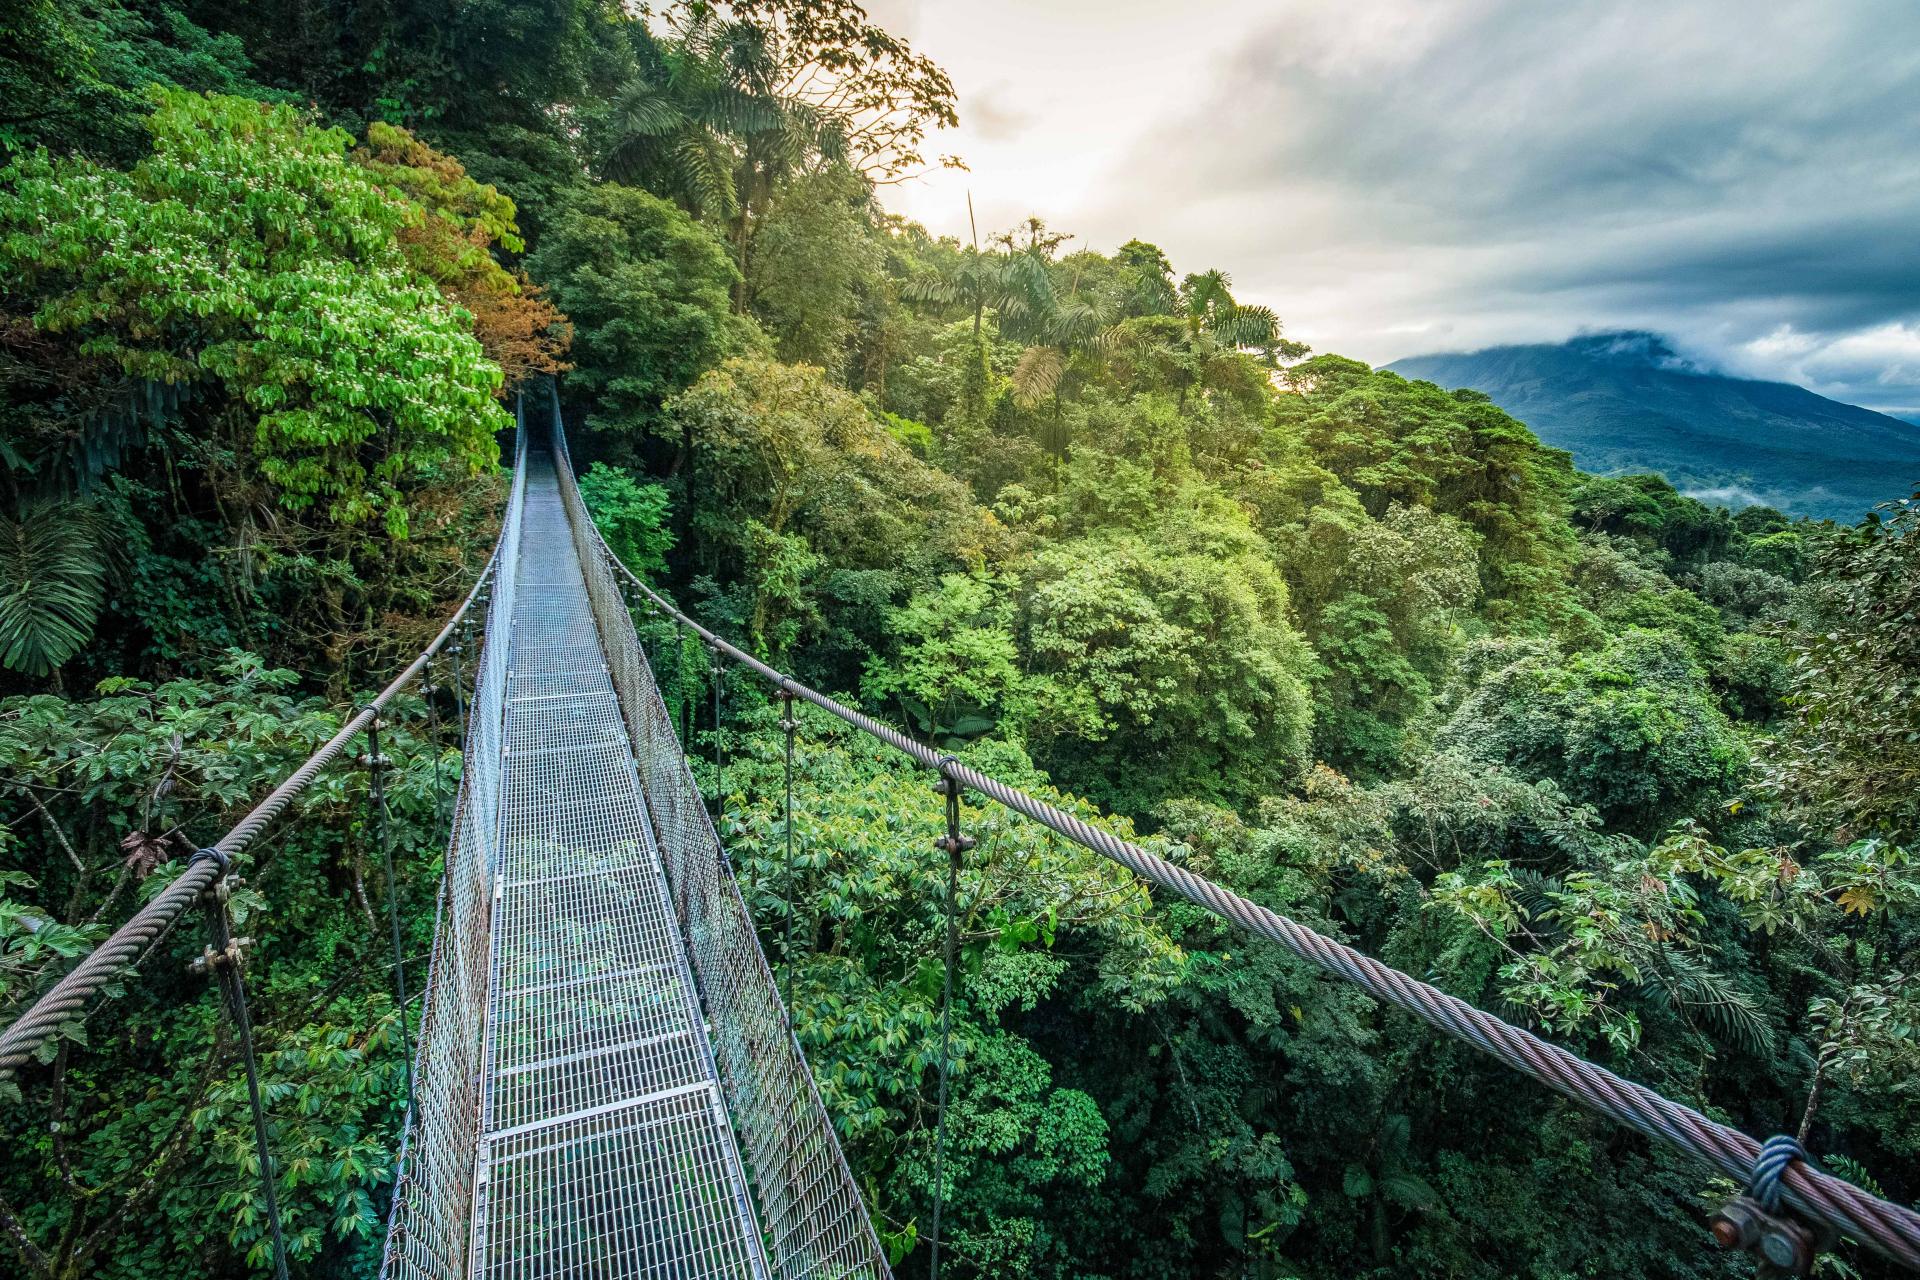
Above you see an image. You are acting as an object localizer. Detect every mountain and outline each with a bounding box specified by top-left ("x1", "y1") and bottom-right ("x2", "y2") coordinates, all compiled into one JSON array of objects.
[{"x1": 1385, "y1": 332, "x2": 1920, "y2": 520}]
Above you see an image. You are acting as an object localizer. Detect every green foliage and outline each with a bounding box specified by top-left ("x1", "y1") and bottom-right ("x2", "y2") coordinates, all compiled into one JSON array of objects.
[
  {"x1": 0, "y1": 655, "x2": 453, "y2": 1278},
  {"x1": 0, "y1": 503, "x2": 109, "y2": 676},
  {"x1": 526, "y1": 183, "x2": 741, "y2": 452},
  {"x1": 1275, "y1": 357, "x2": 1578, "y2": 621},
  {"x1": 1768, "y1": 491, "x2": 1920, "y2": 845},
  {"x1": 721, "y1": 709, "x2": 1178, "y2": 1278},
  {"x1": 1439, "y1": 629, "x2": 1748, "y2": 835},
  {"x1": 666, "y1": 357, "x2": 999, "y2": 654},
  {"x1": 861, "y1": 573, "x2": 1038, "y2": 744},
  {"x1": 750, "y1": 167, "x2": 882, "y2": 373},
  {"x1": 0, "y1": 90, "x2": 507, "y2": 536},
  {"x1": 0, "y1": 0, "x2": 273, "y2": 163},
  {"x1": 578, "y1": 462, "x2": 675, "y2": 579},
  {"x1": 1018, "y1": 499, "x2": 1317, "y2": 812}
]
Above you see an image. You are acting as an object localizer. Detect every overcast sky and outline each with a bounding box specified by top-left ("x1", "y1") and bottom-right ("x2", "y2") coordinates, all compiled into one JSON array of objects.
[{"x1": 873, "y1": 0, "x2": 1920, "y2": 416}]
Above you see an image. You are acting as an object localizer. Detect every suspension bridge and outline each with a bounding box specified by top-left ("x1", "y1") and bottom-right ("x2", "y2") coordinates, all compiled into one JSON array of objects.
[{"x1": 2, "y1": 388, "x2": 1918, "y2": 1280}]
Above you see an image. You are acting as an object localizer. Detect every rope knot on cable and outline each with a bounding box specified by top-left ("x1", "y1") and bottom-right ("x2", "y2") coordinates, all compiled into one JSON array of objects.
[
  {"x1": 1750, "y1": 1135, "x2": 1808, "y2": 1213},
  {"x1": 1710, "y1": 1136, "x2": 1824, "y2": 1277},
  {"x1": 188, "y1": 847, "x2": 232, "y2": 878}
]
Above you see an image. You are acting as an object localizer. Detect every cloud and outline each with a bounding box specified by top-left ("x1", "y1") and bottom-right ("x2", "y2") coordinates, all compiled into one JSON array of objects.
[{"x1": 1077, "y1": 0, "x2": 1920, "y2": 410}]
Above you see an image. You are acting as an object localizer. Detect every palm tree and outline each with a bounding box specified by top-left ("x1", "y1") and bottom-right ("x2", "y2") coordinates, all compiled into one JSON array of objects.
[
  {"x1": 1102, "y1": 267, "x2": 1306, "y2": 408},
  {"x1": 596, "y1": 14, "x2": 847, "y2": 308}
]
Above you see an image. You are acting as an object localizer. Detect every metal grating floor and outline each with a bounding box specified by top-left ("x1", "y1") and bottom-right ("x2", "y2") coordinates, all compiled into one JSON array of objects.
[{"x1": 476, "y1": 454, "x2": 768, "y2": 1279}]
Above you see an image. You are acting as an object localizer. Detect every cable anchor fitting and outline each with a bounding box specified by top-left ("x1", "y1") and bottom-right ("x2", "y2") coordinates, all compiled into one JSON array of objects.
[
  {"x1": 1711, "y1": 1136, "x2": 1827, "y2": 1277},
  {"x1": 933, "y1": 759, "x2": 976, "y2": 859}
]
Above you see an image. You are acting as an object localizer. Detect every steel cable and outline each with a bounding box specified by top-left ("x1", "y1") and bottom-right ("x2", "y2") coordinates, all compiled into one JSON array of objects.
[
  {"x1": 0, "y1": 518, "x2": 506, "y2": 1084},
  {"x1": 585, "y1": 483, "x2": 1920, "y2": 1273}
]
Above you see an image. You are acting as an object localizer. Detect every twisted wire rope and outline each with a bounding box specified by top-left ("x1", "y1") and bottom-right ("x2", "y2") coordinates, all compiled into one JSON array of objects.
[
  {"x1": 579, "y1": 431, "x2": 1920, "y2": 1271},
  {"x1": 0, "y1": 523, "x2": 509, "y2": 1084}
]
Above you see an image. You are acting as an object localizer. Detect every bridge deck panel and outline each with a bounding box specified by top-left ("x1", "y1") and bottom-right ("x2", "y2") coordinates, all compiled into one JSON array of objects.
[{"x1": 475, "y1": 455, "x2": 767, "y2": 1279}]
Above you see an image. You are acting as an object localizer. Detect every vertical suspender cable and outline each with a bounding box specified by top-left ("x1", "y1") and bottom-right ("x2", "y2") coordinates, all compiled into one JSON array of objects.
[
  {"x1": 192, "y1": 851, "x2": 292, "y2": 1280},
  {"x1": 779, "y1": 690, "x2": 798, "y2": 1026},
  {"x1": 681, "y1": 631, "x2": 694, "y2": 756},
  {"x1": 421, "y1": 658, "x2": 447, "y2": 830},
  {"x1": 711, "y1": 649, "x2": 726, "y2": 830},
  {"x1": 928, "y1": 764, "x2": 972, "y2": 1280},
  {"x1": 363, "y1": 711, "x2": 417, "y2": 1111}
]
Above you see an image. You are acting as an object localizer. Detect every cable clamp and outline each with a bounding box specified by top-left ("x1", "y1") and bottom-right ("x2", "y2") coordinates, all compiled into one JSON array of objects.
[
  {"x1": 188, "y1": 935, "x2": 254, "y2": 977},
  {"x1": 1710, "y1": 1136, "x2": 1823, "y2": 1276}
]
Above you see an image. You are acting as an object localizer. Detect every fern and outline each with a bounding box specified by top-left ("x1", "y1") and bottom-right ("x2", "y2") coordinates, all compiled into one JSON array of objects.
[
  {"x1": 1646, "y1": 948, "x2": 1778, "y2": 1056},
  {"x1": 1822, "y1": 1154, "x2": 1886, "y2": 1199},
  {"x1": 0, "y1": 503, "x2": 109, "y2": 676}
]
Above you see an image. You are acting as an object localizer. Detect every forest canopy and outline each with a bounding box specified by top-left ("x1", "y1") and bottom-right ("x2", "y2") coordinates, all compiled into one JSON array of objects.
[{"x1": 0, "y1": 3, "x2": 1915, "y2": 1280}]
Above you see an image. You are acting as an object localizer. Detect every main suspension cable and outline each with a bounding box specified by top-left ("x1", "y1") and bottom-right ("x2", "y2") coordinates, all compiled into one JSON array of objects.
[{"x1": 581, "y1": 481, "x2": 1920, "y2": 1274}]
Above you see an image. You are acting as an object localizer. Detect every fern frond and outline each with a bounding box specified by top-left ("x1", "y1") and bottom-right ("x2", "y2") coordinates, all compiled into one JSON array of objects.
[{"x1": 1647, "y1": 948, "x2": 1778, "y2": 1056}]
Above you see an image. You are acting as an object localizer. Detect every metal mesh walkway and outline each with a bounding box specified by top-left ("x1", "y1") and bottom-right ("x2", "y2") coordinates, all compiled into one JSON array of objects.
[
  {"x1": 384, "y1": 408, "x2": 891, "y2": 1280},
  {"x1": 473, "y1": 451, "x2": 769, "y2": 1279}
]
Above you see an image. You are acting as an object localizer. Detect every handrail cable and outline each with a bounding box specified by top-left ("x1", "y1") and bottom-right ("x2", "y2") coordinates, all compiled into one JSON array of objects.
[
  {"x1": 577, "y1": 452, "x2": 1920, "y2": 1272},
  {"x1": 0, "y1": 477, "x2": 512, "y2": 1084}
]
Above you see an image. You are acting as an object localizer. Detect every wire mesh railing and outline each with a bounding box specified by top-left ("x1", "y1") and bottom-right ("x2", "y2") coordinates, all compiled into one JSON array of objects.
[
  {"x1": 549, "y1": 391, "x2": 894, "y2": 1280},
  {"x1": 378, "y1": 412, "x2": 527, "y2": 1280}
]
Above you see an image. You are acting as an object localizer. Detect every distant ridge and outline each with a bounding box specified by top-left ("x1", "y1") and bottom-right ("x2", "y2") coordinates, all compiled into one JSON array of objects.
[{"x1": 1385, "y1": 332, "x2": 1920, "y2": 520}]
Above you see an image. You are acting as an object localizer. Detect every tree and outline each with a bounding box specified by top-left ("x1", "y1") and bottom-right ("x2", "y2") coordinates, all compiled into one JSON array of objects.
[
  {"x1": 351, "y1": 122, "x2": 570, "y2": 387},
  {"x1": 526, "y1": 183, "x2": 741, "y2": 458},
  {"x1": 0, "y1": 91, "x2": 507, "y2": 538},
  {"x1": 1766, "y1": 491, "x2": 1920, "y2": 846},
  {"x1": 1101, "y1": 267, "x2": 1305, "y2": 410},
  {"x1": 1275, "y1": 359, "x2": 1578, "y2": 622},
  {"x1": 1018, "y1": 499, "x2": 1318, "y2": 813},
  {"x1": 694, "y1": 0, "x2": 958, "y2": 184},
  {"x1": 0, "y1": 655, "x2": 450, "y2": 1278},
  {"x1": 665, "y1": 357, "x2": 1000, "y2": 654},
  {"x1": 1438, "y1": 629, "x2": 1748, "y2": 836},
  {"x1": 578, "y1": 463, "x2": 675, "y2": 580},
  {"x1": 749, "y1": 166, "x2": 881, "y2": 374}
]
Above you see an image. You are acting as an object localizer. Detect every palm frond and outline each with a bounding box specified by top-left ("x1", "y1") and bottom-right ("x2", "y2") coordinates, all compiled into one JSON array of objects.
[
  {"x1": 900, "y1": 275, "x2": 957, "y2": 306},
  {"x1": 1182, "y1": 268, "x2": 1234, "y2": 315},
  {"x1": 998, "y1": 252, "x2": 1056, "y2": 311},
  {"x1": 1010, "y1": 346, "x2": 1065, "y2": 409},
  {"x1": 0, "y1": 503, "x2": 108, "y2": 676},
  {"x1": 1048, "y1": 300, "x2": 1104, "y2": 350},
  {"x1": 675, "y1": 130, "x2": 741, "y2": 220},
  {"x1": 611, "y1": 81, "x2": 685, "y2": 137},
  {"x1": 1213, "y1": 303, "x2": 1281, "y2": 351},
  {"x1": 1125, "y1": 271, "x2": 1177, "y2": 317}
]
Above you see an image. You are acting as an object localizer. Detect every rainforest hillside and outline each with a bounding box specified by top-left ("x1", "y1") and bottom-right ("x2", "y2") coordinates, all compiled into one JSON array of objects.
[
  {"x1": 0, "y1": 4, "x2": 1916, "y2": 1280},
  {"x1": 1389, "y1": 332, "x2": 1920, "y2": 519}
]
